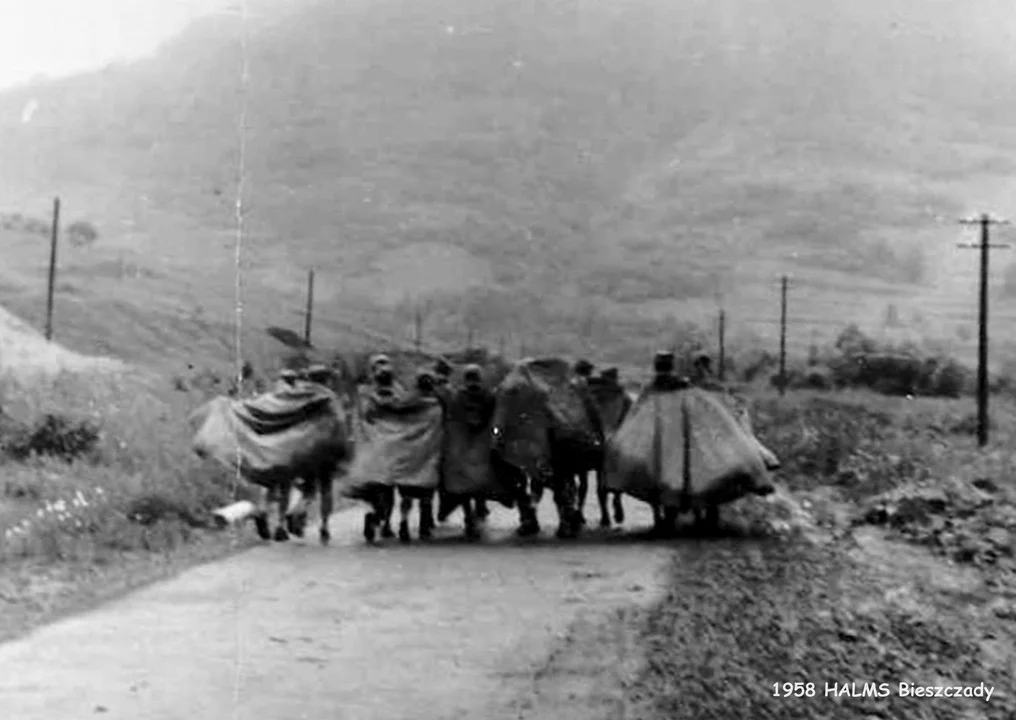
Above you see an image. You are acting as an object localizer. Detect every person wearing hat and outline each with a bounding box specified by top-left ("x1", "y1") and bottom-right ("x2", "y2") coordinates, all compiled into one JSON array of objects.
[
  {"x1": 433, "y1": 357, "x2": 453, "y2": 388},
  {"x1": 359, "y1": 363, "x2": 402, "y2": 541},
  {"x1": 437, "y1": 363, "x2": 496, "y2": 530},
  {"x1": 305, "y1": 363, "x2": 332, "y2": 386},
  {"x1": 573, "y1": 358, "x2": 595, "y2": 383},
  {"x1": 597, "y1": 366, "x2": 633, "y2": 425},
  {"x1": 368, "y1": 353, "x2": 392, "y2": 376},
  {"x1": 650, "y1": 350, "x2": 689, "y2": 392},
  {"x1": 275, "y1": 367, "x2": 300, "y2": 393},
  {"x1": 383, "y1": 368, "x2": 443, "y2": 542},
  {"x1": 599, "y1": 367, "x2": 620, "y2": 384},
  {"x1": 691, "y1": 352, "x2": 724, "y2": 392}
]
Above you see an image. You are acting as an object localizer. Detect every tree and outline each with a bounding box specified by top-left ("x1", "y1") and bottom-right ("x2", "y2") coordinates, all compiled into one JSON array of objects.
[
  {"x1": 834, "y1": 323, "x2": 877, "y2": 356},
  {"x1": 67, "y1": 220, "x2": 99, "y2": 248}
]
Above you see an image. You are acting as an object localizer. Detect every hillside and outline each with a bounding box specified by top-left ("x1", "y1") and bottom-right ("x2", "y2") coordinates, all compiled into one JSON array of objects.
[{"x1": 3, "y1": 0, "x2": 1016, "y2": 373}]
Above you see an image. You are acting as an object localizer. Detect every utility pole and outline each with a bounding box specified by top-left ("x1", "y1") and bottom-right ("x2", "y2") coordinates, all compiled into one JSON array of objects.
[
  {"x1": 717, "y1": 308, "x2": 726, "y2": 381},
  {"x1": 45, "y1": 197, "x2": 60, "y2": 342},
  {"x1": 303, "y1": 269, "x2": 315, "y2": 346},
  {"x1": 778, "y1": 275, "x2": 788, "y2": 396},
  {"x1": 958, "y1": 212, "x2": 1010, "y2": 447}
]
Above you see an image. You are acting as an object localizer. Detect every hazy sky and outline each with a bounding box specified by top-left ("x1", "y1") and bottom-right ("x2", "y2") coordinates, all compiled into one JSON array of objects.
[
  {"x1": 0, "y1": 0, "x2": 236, "y2": 90},
  {"x1": 1, "y1": 0, "x2": 1013, "y2": 93}
]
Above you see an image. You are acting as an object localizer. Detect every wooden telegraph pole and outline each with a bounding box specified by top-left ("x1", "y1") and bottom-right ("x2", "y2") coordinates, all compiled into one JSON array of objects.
[
  {"x1": 717, "y1": 308, "x2": 726, "y2": 381},
  {"x1": 958, "y1": 212, "x2": 1010, "y2": 447},
  {"x1": 45, "y1": 197, "x2": 60, "y2": 342},
  {"x1": 303, "y1": 269, "x2": 315, "y2": 346},
  {"x1": 413, "y1": 309, "x2": 422, "y2": 351},
  {"x1": 778, "y1": 275, "x2": 788, "y2": 396}
]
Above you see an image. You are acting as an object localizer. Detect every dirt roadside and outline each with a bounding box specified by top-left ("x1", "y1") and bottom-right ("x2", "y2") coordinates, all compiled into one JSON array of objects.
[{"x1": 4, "y1": 487, "x2": 1012, "y2": 720}]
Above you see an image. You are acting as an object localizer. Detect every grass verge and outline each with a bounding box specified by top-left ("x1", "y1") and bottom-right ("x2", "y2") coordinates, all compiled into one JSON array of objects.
[
  {"x1": 0, "y1": 368, "x2": 265, "y2": 640},
  {"x1": 625, "y1": 388, "x2": 1016, "y2": 719}
]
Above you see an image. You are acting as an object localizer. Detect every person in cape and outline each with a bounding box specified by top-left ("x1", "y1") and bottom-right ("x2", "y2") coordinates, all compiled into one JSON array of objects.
[
  {"x1": 690, "y1": 352, "x2": 724, "y2": 392},
  {"x1": 437, "y1": 363, "x2": 495, "y2": 528},
  {"x1": 359, "y1": 359, "x2": 402, "y2": 541}
]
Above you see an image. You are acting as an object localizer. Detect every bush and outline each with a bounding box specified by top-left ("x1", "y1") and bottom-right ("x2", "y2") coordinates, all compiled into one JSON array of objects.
[
  {"x1": 751, "y1": 392, "x2": 930, "y2": 501},
  {"x1": 735, "y1": 348, "x2": 777, "y2": 383},
  {"x1": 67, "y1": 220, "x2": 99, "y2": 247},
  {"x1": 2, "y1": 413, "x2": 101, "y2": 462}
]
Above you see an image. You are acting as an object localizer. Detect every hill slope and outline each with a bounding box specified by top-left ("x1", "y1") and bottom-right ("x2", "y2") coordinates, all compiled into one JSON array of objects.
[{"x1": 2, "y1": 0, "x2": 1016, "y2": 371}]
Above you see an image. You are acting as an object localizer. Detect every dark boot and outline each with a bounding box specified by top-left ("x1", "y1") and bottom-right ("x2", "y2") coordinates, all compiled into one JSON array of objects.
[
  {"x1": 254, "y1": 513, "x2": 271, "y2": 541},
  {"x1": 363, "y1": 512, "x2": 377, "y2": 543}
]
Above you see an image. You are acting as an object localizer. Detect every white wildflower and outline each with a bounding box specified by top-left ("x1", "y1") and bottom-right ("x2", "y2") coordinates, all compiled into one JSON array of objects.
[
  {"x1": 36, "y1": 509, "x2": 45, "y2": 518},
  {"x1": 54, "y1": 499, "x2": 66, "y2": 512}
]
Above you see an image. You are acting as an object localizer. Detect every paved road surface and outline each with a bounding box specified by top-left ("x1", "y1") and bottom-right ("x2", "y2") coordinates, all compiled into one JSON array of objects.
[{"x1": 0, "y1": 494, "x2": 671, "y2": 720}]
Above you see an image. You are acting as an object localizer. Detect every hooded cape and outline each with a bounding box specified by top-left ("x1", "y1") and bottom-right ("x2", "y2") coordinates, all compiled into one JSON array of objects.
[{"x1": 603, "y1": 386, "x2": 776, "y2": 510}]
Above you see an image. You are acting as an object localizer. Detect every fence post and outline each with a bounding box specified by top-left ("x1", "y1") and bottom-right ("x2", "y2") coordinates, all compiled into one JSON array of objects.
[
  {"x1": 303, "y1": 269, "x2": 314, "y2": 346},
  {"x1": 778, "y1": 275, "x2": 788, "y2": 396},
  {"x1": 717, "y1": 308, "x2": 726, "y2": 381},
  {"x1": 45, "y1": 197, "x2": 60, "y2": 342}
]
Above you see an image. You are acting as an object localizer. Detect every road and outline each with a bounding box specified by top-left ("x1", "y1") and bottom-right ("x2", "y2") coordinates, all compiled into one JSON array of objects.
[{"x1": 0, "y1": 494, "x2": 673, "y2": 720}]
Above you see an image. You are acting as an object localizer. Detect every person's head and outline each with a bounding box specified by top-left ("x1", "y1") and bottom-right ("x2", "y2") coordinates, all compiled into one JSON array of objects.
[
  {"x1": 693, "y1": 353, "x2": 712, "y2": 373},
  {"x1": 463, "y1": 364, "x2": 483, "y2": 389},
  {"x1": 415, "y1": 369, "x2": 436, "y2": 393},
  {"x1": 600, "y1": 367, "x2": 620, "y2": 384},
  {"x1": 573, "y1": 358, "x2": 594, "y2": 379},
  {"x1": 653, "y1": 351, "x2": 675, "y2": 375},
  {"x1": 305, "y1": 363, "x2": 331, "y2": 384},
  {"x1": 434, "y1": 357, "x2": 453, "y2": 381},
  {"x1": 369, "y1": 353, "x2": 392, "y2": 375}
]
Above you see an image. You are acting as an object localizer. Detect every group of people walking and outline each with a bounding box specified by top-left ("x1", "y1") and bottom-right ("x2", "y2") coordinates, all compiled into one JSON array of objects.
[
  {"x1": 354, "y1": 353, "x2": 498, "y2": 542},
  {"x1": 254, "y1": 344, "x2": 737, "y2": 545}
]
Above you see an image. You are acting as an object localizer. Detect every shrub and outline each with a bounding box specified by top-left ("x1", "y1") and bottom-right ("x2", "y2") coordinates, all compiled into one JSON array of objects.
[
  {"x1": 736, "y1": 348, "x2": 777, "y2": 383},
  {"x1": 2, "y1": 413, "x2": 101, "y2": 462},
  {"x1": 751, "y1": 392, "x2": 929, "y2": 500},
  {"x1": 67, "y1": 220, "x2": 99, "y2": 247}
]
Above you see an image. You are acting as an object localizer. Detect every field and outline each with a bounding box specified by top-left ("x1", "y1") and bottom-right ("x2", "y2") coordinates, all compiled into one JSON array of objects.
[{"x1": 3, "y1": 0, "x2": 1016, "y2": 378}]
